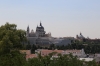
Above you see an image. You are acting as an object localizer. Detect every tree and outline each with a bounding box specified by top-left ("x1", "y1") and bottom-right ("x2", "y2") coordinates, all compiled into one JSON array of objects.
[
  {"x1": 26, "y1": 44, "x2": 31, "y2": 50},
  {"x1": 49, "y1": 44, "x2": 55, "y2": 50},
  {"x1": 31, "y1": 44, "x2": 37, "y2": 53},
  {"x1": 0, "y1": 22, "x2": 28, "y2": 66},
  {"x1": 0, "y1": 22, "x2": 27, "y2": 54},
  {"x1": 0, "y1": 51, "x2": 27, "y2": 66}
]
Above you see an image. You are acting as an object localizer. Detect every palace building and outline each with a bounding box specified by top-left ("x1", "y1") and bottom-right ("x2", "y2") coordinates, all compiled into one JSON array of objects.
[
  {"x1": 26, "y1": 22, "x2": 53, "y2": 46},
  {"x1": 26, "y1": 22, "x2": 51, "y2": 37},
  {"x1": 26, "y1": 21, "x2": 73, "y2": 46}
]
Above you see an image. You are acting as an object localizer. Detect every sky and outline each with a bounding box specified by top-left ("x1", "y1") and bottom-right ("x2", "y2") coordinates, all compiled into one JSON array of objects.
[{"x1": 0, "y1": 0, "x2": 100, "y2": 39}]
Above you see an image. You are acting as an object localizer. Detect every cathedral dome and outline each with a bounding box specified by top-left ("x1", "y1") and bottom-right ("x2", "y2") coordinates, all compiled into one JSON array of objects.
[
  {"x1": 77, "y1": 32, "x2": 85, "y2": 39},
  {"x1": 37, "y1": 26, "x2": 44, "y2": 29}
]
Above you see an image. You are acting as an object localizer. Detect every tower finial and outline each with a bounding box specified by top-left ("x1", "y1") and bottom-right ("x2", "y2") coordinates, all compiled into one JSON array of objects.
[
  {"x1": 27, "y1": 25, "x2": 30, "y2": 32},
  {"x1": 40, "y1": 21, "x2": 42, "y2": 26},
  {"x1": 80, "y1": 32, "x2": 82, "y2": 35},
  {"x1": 27, "y1": 25, "x2": 29, "y2": 30}
]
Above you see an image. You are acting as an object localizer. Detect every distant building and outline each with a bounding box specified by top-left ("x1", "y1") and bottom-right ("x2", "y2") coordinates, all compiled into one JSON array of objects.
[
  {"x1": 26, "y1": 21, "x2": 73, "y2": 46},
  {"x1": 52, "y1": 37, "x2": 74, "y2": 46},
  {"x1": 79, "y1": 58, "x2": 93, "y2": 62},
  {"x1": 94, "y1": 54, "x2": 100, "y2": 63},
  {"x1": 20, "y1": 49, "x2": 86, "y2": 60},
  {"x1": 76, "y1": 32, "x2": 100, "y2": 43},
  {"x1": 76, "y1": 32, "x2": 86, "y2": 41},
  {"x1": 26, "y1": 22, "x2": 51, "y2": 37},
  {"x1": 26, "y1": 22, "x2": 53, "y2": 46},
  {"x1": 35, "y1": 49, "x2": 86, "y2": 58}
]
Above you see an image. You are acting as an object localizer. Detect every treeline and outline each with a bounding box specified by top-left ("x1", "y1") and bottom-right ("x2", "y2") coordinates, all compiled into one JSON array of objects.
[{"x1": 25, "y1": 42, "x2": 100, "y2": 54}]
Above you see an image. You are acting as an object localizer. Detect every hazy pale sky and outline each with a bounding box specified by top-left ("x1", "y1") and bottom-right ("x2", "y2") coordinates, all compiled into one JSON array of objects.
[{"x1": 0, "y1": 0, "x2": 100, "y2": 38}]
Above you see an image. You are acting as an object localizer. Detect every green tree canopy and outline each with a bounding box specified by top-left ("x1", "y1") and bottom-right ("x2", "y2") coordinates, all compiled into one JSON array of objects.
[{"x1": 0, "y1": 22, "x2": 27, "y2": 54}]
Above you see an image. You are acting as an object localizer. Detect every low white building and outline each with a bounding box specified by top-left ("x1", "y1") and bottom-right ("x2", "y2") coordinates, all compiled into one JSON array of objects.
[
  {"x1": 79, "y1": 58, "x2": 94, "y2": 62},
  {"x1": 63, "y1": 49, "x2": 86, "y2": 58}
]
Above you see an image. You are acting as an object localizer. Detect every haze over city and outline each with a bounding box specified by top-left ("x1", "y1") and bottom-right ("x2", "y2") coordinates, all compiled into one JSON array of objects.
[{"x1": 0, "y1": 0, "x2": 100, "y2": 38}]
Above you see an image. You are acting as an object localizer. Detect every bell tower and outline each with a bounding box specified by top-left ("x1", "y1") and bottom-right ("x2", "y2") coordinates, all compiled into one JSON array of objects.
[
  {"x1": 40, "y1": 21, "x2": 42, "y2": 27},
  {"x1": 26, "y1": 25, "x2": 30, "y2": 37}
]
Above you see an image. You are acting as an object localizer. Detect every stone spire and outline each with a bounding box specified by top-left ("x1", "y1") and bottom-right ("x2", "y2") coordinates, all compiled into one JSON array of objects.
[
  {"x1": 26, "y1": 25, "x2": 30, "y2": 37},
  {"x1": 40, "y1": 21, "x2": 42, "y2": 26},
  {"x1": 80, "y1": 32, "x2": 82, "y2": 35},
  {"x1": 27, "y1": 25, "x2": 30, "y2": 32}
]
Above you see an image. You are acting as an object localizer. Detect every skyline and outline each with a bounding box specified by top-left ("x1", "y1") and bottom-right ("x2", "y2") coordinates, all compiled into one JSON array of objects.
[{"x1": 0, "y1": 0, "x2": 100, "y2": 38}]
